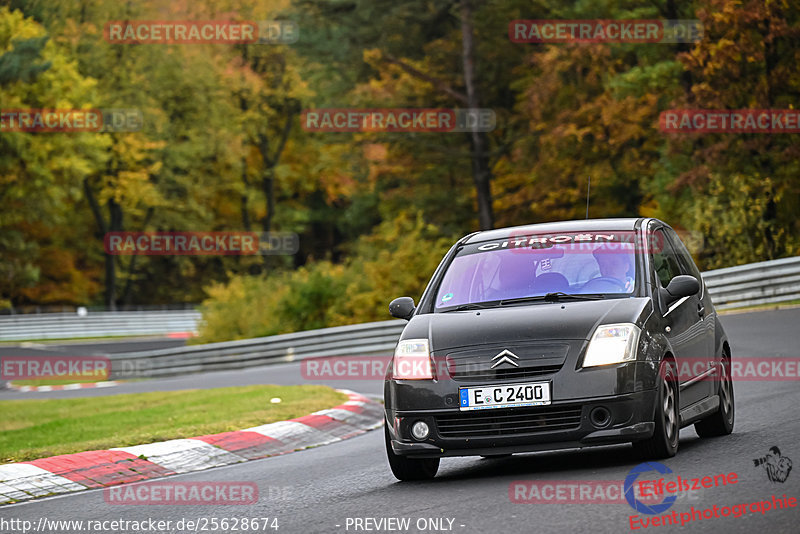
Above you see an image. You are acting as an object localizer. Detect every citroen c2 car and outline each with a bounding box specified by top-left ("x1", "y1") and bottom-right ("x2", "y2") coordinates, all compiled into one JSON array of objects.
[{"x1": 384, "y1": 218, "x2": 734, "y2": 480}]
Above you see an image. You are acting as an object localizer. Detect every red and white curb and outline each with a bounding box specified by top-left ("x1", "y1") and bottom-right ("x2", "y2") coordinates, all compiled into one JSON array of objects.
[
  {"x1": 0, "y1": 389, "x2": 382, "y2": 505},
  {"x1": 6, "y1": 381, "x2": 121, "y2": 392}
]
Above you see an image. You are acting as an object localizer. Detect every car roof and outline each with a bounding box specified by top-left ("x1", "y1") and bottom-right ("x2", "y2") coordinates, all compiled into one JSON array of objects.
[{"x1": 462, "y1": 218, "x2": 651, "y2": 245}]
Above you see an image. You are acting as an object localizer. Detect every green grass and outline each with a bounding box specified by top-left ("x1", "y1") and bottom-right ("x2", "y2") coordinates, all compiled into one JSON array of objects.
[{"x1": 0, "y1": 385, "x2": 346, "y2": 463}]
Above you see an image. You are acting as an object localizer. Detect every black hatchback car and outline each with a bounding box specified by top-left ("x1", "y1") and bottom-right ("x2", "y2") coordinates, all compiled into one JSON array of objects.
[{"x1": 384, "y1": 218, "x2": 734, "y2": 480}]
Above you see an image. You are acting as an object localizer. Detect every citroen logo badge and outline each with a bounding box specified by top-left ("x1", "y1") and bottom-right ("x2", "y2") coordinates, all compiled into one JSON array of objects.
[{"x1": 491, "y1": 349, "x2": 520, "y2": 368}]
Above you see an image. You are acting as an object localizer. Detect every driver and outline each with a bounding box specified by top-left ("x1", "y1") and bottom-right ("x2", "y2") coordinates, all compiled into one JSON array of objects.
[{"x1": 592, "y1": 247, "x2": 634, "y2": 292}]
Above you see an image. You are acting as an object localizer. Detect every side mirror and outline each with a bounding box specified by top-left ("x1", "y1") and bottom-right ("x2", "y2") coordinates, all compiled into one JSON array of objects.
[
  {"x1": 389, "y1": 297, "x2": 416, "y2": 320},
  {"x1": 663, "y1": 275, "x2": 700, "y2": 304}
]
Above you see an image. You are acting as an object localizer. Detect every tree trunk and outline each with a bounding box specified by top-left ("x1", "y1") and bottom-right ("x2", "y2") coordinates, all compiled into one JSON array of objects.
[
  {"x1": 120, "y1": 207, "x2": 153, "y2": 306},
  {"x1": 241, "y1": 156, "x2": 252, "y2": 231},
  {"x1": 254, "y1": 109, "x2": 296, "y2": 268},
  {"x1": 257, "y1": 132, "x2": 276, "y2": 235},
  {"x1": 105, "y1": 200, "x2": 122, "y2": 310},
  {"x1": 460, "y1": 0, "x2": 494, "y2": 230},
  {"x1": 261, "y1": 169, "x2": 275, "y2": 234},
  {"x1": 84, "y1": 178, "x2": 119, "y2": 310}
]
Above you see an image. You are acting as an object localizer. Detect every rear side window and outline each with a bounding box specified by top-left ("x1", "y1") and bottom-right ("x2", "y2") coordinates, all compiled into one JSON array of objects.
[{"x1": 651, "y1": 228, "x2": 681, "y2": 288}]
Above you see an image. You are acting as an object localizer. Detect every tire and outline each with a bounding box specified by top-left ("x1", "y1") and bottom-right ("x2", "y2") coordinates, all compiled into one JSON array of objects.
[
  {"x1": 694, "y1": 354, "x2": 734, "y2": 437},
  {"x1": 384, "y1": 423, "x2": 439, "y2": 481},
  {"x1": 633, "y1": 359, "x2": 679, "y2": 459}
]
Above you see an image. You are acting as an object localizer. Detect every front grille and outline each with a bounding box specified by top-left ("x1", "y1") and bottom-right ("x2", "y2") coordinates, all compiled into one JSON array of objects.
[
  {"x1": 451, "y1": 365, "x2": 562, "y2": 382},
  {"x1": 443, "y1": 343, "x2": 570, "y2": 382},
  {"x1": 435, "y1": 405, "x2": 582, "y2": 438}
]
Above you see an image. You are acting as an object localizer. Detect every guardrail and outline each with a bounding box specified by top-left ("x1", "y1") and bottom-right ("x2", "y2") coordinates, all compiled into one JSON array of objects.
[
  {"x1": 104, "y1": 256, "x2": 798, "y2": 378},
  {"x1": 703, "y1": 256, "x2": 800, "y2": 310},
  {"x1": 110, "y1": 320, "x2": 405, "y2": 378},
  {"x1": 0, "y1": 310, "x2": 202, "y2": 341},
  {"x1": 3, "y1": 257, "x2": 798, "y2": 372}
]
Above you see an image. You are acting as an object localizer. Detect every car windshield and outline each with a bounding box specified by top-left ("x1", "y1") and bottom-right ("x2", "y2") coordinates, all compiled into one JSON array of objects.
[{"x1": 434, "y1": 231, "x2": 638, "y2": 310}]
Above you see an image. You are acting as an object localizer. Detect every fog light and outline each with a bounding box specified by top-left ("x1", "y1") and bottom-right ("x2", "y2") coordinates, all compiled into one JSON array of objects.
[
  {"x1": 590, "y1": 406, "x2": 611, "y2": 428},
  {"x1": 411, "y1": 421, "x2": 430, "y2": 440}
]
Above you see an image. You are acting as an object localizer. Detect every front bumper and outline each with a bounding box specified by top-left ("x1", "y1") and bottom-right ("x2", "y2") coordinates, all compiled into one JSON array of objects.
[{"x1": 387, "y1": 390, "x2": 657, "y2": 458}]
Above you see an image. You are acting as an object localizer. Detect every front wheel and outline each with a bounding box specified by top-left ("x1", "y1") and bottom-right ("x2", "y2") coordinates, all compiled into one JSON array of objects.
[
  {"x1": 633, "y1": 359, "x2": 679, "y2": 459},
  {"x1": 384, "y1": 423, "x2": 439, "y2": 481},
  {"x1": 694, "y1": 354, "x2": 734, "y2": 437}
]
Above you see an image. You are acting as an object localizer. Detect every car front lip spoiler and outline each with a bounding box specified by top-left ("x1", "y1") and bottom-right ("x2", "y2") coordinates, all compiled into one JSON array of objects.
[{"x1": 390, "y1": 421, "x2": 655, "y2": 458}]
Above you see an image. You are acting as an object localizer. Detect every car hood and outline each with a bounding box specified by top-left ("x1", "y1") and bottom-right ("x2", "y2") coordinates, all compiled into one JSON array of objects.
[{"x1": 402, "y1": 297, "x2": 652, "y2": 353}]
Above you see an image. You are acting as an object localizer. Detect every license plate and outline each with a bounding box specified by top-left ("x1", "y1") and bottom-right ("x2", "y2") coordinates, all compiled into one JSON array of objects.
[{"x1": 459, "y1": 381, "x2": 550, "y2": 411}]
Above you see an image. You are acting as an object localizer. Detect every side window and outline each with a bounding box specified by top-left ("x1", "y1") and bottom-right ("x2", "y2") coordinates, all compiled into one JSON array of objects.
[
  {"x1": 665, "y1": 229, "x2": 703, "y2": 281},
  {"x1": 651, "y1": 228, "x2": 681, "y2": 288}
]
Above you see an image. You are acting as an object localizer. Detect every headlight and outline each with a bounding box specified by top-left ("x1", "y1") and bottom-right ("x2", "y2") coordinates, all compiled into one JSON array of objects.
[
  {"x1": 582, "y1": 323, "x2": 641, "y2": 367},
  {"x1": 393, "y1": 339, "x2": 434, "y2": 380}
]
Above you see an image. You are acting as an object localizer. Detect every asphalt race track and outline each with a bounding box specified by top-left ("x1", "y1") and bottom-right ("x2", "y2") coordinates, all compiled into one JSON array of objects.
[{"x1": 2, "y1": 308, "x2": 799, "y2": 533}]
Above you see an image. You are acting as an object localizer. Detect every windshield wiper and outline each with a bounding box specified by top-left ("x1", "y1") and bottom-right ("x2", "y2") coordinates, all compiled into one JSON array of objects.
[
  {"x1": 500, "y1": 292, "x2": 605, "y2": 305},
  {"x1": 446, "y1": 302, "x2": 500, "y2": 311},
  {"x1": 445, "y1": 293, "x2": 604, "y2": 311},
  {"x1": 543, "y1": 292, "x2": 605, "y2": 301}
]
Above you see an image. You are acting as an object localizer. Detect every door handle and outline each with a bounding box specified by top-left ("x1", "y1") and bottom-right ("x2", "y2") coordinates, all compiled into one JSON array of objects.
[{"x1": 697, "y1": 303, "x2": 705, "y2": 317}]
